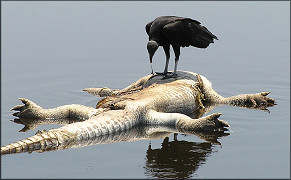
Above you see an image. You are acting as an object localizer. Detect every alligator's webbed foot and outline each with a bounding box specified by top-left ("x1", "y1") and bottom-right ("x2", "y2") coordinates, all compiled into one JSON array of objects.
[
  {"x1": 10, "y1": 98, "x2": 45, "y2": 119},
  {"x1": 229, "y1": 92, "x2": 277, "y2": 112},
  {"x1": 247, "y1": 92, "x2": 277, "y2": 108},
  {"x1": 194, "y1": 113, "x2": 230, "y2": 132},
  {"x1": 177, "y1": 113, "x2": 230, "y2": 132}
]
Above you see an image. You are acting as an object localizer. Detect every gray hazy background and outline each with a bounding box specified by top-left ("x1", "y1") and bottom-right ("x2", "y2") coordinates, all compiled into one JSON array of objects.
[{"x1": 1, "y1": 1, "x2": 290, "y2": 178}]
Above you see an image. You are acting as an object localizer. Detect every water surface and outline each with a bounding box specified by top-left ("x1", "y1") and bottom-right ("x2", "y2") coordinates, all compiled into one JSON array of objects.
[{"x1": 1, "y1": 2, "x2": 290, "y2": 178}]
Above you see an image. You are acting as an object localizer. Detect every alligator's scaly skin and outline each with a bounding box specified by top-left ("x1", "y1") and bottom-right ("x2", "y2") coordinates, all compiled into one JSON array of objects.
[{"x1": 1, "y1": 71, "x2": 276, "y2": 155}]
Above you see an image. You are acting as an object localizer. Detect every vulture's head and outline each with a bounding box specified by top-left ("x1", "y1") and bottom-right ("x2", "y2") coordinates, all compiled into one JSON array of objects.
[{"x1": 147, "y1": 40, "x2": 159, "y2": 63}]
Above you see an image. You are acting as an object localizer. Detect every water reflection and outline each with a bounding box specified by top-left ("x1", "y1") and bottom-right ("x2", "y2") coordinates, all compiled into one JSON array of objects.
[{"x1": 145, "y1": 135, "x2": 215, "y2": 179}]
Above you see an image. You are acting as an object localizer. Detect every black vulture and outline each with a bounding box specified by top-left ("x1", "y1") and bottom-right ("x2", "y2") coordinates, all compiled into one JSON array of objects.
[{"x1": 146, "y1": 16, "x2": 218, "y2": 77}]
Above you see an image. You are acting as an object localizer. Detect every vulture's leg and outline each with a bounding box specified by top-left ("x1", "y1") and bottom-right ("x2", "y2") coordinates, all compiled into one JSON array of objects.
[
  {"x1": 162, "y1": 45, "x2": 171, "y2": 75},
  {"x1": 162, "y1": 45, "x2": 180, "y2": 79},
  {"x1": 152, "y1": 45, "x2": 171, "y2": 77},
  {"x1": 172, "y1": 45, "x2": 181, "y2": 77},
  {"x1": 150, "y1": 63, "x2": 154, "y2": 75}
]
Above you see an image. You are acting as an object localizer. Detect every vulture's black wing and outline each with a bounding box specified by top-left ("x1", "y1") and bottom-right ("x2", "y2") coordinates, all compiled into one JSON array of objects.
[
  {"x1": 163, "y1": 20, "x2": 193, "y2": 47},
  {"x1": 163, "y1": 19, "x2": 218, "y2": 48}
]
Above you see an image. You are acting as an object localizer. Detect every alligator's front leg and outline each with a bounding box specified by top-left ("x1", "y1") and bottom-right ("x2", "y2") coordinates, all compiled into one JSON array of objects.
[
  {"x1": 83, "y1": 87, "x2": 120, "y2": 97},
  {"x1": 11, "y1": 98, "x2": 101, "y2": 120},
  {"x1": 224, "y1": 92, "x2": 277, "y2": 111},
  {"x1": 84, "y1": 86, "x2": 143, "y2": 97},
  {"x1": 195, "y1": 74, "x2": 277, "y2": 111},
  {"x1": 83, "y1": 73, "x2": 154, "y2": 97}
]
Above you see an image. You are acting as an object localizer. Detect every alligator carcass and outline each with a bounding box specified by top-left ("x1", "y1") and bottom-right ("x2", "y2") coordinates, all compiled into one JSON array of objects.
[{"x1": 1, "y1": 71, "x2": 276, "y2": 155}]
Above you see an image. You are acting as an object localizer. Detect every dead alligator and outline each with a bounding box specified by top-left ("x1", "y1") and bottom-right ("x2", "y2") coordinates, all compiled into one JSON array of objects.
[{"x1": 1, "y1": 71, "x2": 276, "y2": 155}]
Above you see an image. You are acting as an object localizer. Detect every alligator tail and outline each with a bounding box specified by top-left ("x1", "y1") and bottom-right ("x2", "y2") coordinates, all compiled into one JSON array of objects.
[
  {"x1": 1, "y1": 109, "x2": 136, "y2": 156},
  {"x1": 1, "y1": 129, "x2": 73, "y2": 156}
]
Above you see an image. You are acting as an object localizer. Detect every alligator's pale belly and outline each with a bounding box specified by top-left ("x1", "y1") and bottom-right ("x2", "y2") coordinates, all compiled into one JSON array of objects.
[{"x1": 131, "y1": 82, "x2": 199, "y2": 116}]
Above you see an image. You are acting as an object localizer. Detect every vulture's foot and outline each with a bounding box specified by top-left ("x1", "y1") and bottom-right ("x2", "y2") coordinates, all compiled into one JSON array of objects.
[
  {"x1": 155, "y1": 72, "x2": 166, "y2": 76},
  {"x1": 162, "y1": 72, "x2": 178, "y2": 79},
  {"x1": 149, "y1": 72, "x2": 170, "y2": 80}
]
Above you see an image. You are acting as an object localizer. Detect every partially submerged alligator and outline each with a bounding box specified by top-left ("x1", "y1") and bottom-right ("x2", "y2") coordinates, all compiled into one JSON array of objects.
[{"x1": 1, "y1": 71, "x2": 276, "y2": 155}]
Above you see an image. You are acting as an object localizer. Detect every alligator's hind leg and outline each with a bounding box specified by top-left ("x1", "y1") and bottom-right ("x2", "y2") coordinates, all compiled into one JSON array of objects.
[
  {"x1": 146, "y1": 109, "x2": 230, "y2": 132},
  {"x1": 176, "y1": 113, "x2": 230, "y2": 132},
  {"x1": 11, "y1": 98, "x2": 101, "y2": 120}
]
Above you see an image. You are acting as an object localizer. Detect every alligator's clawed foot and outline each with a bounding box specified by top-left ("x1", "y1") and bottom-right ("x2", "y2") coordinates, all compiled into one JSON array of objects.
[
  {"x1": 200, "y1": 113, "x2": 230, "y2": 132},
  {"x1": 10, "y1": 98, "x2": 43, "y2": 119},
  {"x1": 244, "y1": 92, "x2": 277, "y2": 112},
  {"x1": 178, "y1": 113, "x2": 230, "y2": 133}
]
